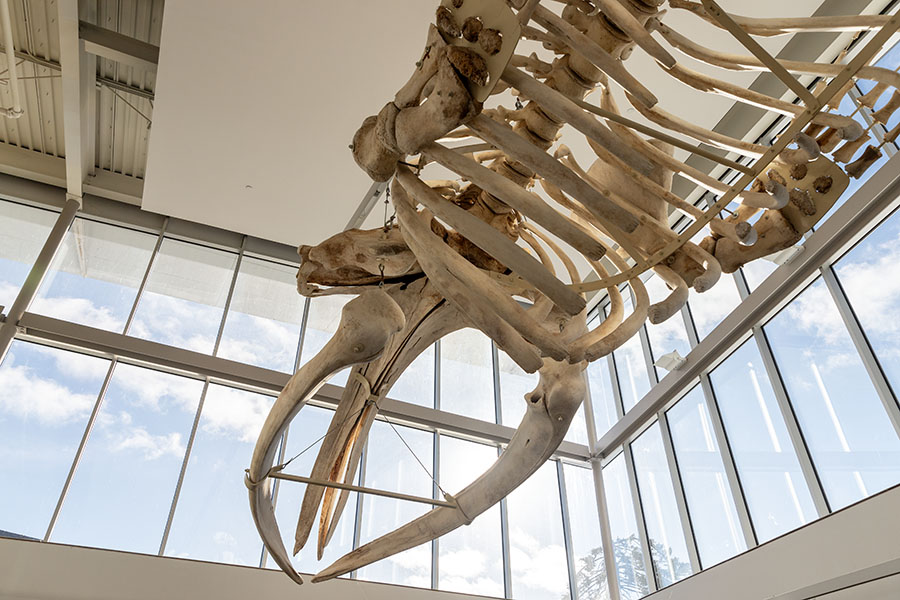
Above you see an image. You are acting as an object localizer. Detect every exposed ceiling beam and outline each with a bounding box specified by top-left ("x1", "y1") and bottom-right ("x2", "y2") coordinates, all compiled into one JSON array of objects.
[
  {"x1": 57, "y1": 0, "x2": 96, "y2": 201},
  {"x1": 79, "y1": 20, "x2": 159, "y2": 72},
  {"x1": 345, "y1": 181, "x2": 387, "y2": 230},
  {"x1": 0, "y1": 143, "x2": 143, "y2": 205}
]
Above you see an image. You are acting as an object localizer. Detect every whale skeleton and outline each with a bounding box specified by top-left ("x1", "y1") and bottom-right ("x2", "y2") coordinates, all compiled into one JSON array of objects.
[{"x1": 246, "y1": 0, "x2": 900, "y2": 584}]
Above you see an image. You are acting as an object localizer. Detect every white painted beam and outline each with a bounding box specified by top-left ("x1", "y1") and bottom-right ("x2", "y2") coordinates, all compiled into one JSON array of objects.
[{"x1": 57, "y1": 0, "x2": 96, "y2": 200}]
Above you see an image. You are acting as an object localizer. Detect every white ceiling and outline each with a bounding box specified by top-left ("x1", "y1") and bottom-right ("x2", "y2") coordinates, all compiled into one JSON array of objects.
[{"x1": 143, "y1": 0, "x2": 844, "y2": 248}]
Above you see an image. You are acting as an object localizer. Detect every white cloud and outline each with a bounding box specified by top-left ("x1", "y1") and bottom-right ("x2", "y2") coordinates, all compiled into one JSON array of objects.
[
  {"x1": 30, "y1": 296, "x2": 124, "y2": 332},
  {"x1": 0, "y1": 364, "x2": 96, "y2": 425},
  {"x1": 110, "y1": 364, "x2": 202, "y2": 413},
  {"x1": 31, "y1": 344, "x2": 110, "y2": 382},
  {"x1": 509, "y1": 528, "x2": 569, "y2": 595},
  {"x1": 109, "y1": 427, "x2": 185, "y2": 460},
  {"x1": 440, "y1": 548, "x2": 487, "y2": 578},
  {"x1": 200, "y1": 386, "x2": 273, "y2": 443}
]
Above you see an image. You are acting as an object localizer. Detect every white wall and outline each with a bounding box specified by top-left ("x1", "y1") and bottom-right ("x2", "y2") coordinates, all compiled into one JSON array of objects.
[
  {"x1": 650, "y1": 484, "x2": 900, "y2": 600},
  {"x1": 0, "y1": 539, "x2": 493, "y2": 600}
]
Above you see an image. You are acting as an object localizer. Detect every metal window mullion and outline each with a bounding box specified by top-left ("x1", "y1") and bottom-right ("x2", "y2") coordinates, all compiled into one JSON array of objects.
[
  {"x1": 434, "y1": 340, "x2": 441, "y2": 411},
  {"x1": 582, "y1": 370, "x2": 601, "y2": 456},
  {"x1": 638, "y1": 324, "x2": 658, "y2": 386},
  {"x1": 820, "y1": 265, "x2": 900, "y2": 439},
  {"x1": 751, "y1": 326, "x2": 831, "y2": 517},
  {"x1": 43, "y1": 357, "x2": 117, "y2": 541},
  {"x1": 623, "y1": 444, "x2": 657, "y2": 593},
  {"x1": 656, "y1": 409, "x2": 701, "y2": 574},
  {"x1": 350, "y1": 434, "x2": 369, "y2": 580},
  {"x1": 159, "y1": 379, "x2": 210, "y2": 555},
  {"x1": 0, "y1": 196, "x2": 80, "y2": 364},
  {"x1": 122, "y1": 217, "x2": 168, "y2": 335},
  {"x1": 211, "y1": 237, "x2": 246, "y2": 357},
  {"x1": 499, "y1": 445, "x2": 513, "y2": 599},
  {"x1": 608, "y1": 353, "x2": 626, "y2": 421},
  {"x1": 681, "y1": 303, "x2": 699, "y2": 349},
  {"x1": 590, "y1": 458, "x2": 620, "y2": 600},
  {"x1": 699, "y1": 373, "x2": 757, "y2": 549},
  {"x1": 557, "y1": 460, "x2": 578, "y2": 600},
  {"x1": 431, "y1": 431, "x2": 440, "y2": 590},
  {"x1": 492, "y1": 342, "x2": 503, "y2": 425}
]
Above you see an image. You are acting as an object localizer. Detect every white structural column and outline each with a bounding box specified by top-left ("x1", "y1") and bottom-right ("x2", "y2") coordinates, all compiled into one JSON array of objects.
[{"x1": 58, "y1": 0, "x2": 96, "y2": 202}]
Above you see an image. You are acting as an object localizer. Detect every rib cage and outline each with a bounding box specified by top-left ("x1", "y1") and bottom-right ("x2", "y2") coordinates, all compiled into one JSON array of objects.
[{"x1": 248, "y1": 0, "x2": 900, "y2": 585}]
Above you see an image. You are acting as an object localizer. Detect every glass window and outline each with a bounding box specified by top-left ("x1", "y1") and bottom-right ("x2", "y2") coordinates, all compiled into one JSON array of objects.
[
  {"x1": 709, "y1": 341, "x2": 817, "y2": 542},
  {"x1": 602, "y1": 453, "x2": 649, "y2": 600},
  {"x1": 612, "y1": 293, "x2": 651, "y2": 413},
  {"x1": 217, "y1": 256, "x2": 305, "y2": 373},
  {"x1": 507, "y1": 461, "x2": 569, "y2": 600},
  {"x1": 587, "y1": 336, "x2": 618, "y2": 440},
  {"x1": 298, "y1": 294, "x2": 350, "y2": 387},
  {"x1": 835, "y1": 208, "x2": 900, "y2": 395},
  {"x1": 0, "y1": 341, "x2": 109, "y2": 539},
  {"x1": 764, "y1": 279, "x2": 900, "y2": 510},
  {"x1": 439, "y1": 329, "x2": 495, "y2": 423},
  {"x1": 631, "y1": 423, "x2": 692, "y2": 588},
  {"x1": 564, "y1": 463, "x2": 609, "y2": 600},
  {"x1": 165, "y1": 384, "x2": 273, "y2": 566},
  {"x1": 357, "y1": 421, "x2": 433, "y2": 586},
  {"x1": 666, "y1": 386, "x2": 746, "y2": 567},
  {"x1": 31, "y1": 218, "x2": 157, "y2": 332},
  {"x1": 438, "y1": 435, "x2": 504, "y2": 596},
  {"x1": 644, "y1": 275, "x2": 692, "y2": 381},
  {"x1": 390, "y1": 343, "x2": 435, "y2": 408},
  {"x1": 0, "y1": 200, "x2": 56, "y2": 305},
  {"x1": 740, "y1": 259, "x2": 778, "y2": 293},
  {"x1": 687, "y1": 275, "x2": 742, "y2": 341},
  {"x1": 267, "y1": 404, "x2": 356, "y2": 575},
  {"x1": 51, "y1": 364, "x2": 203, "y2": 554},
  {"x1": 129, "y1": 239, "x2": 238, "y2": 354}
]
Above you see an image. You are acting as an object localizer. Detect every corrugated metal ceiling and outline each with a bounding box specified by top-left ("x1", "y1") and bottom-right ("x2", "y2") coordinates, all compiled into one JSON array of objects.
[{"x1": 0, "y1": 0, "x2": 162, "y2": 180}]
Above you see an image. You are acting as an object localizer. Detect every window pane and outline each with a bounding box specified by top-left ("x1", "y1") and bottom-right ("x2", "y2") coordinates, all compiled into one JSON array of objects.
[
  {"x1": 32, "y1": 219, "x2": 156, "y2": 332},
  {"x1": 52, "y1": 364, "x2": 203, "y2": 554},
  {"x1": 129, "y1": 239, "x2": 238, "y2": 353},
  {"x1": 666, "y1": 386, "x2": 745, "y2": 567},
  {"x1": 217, "y1": 257, "x2": 304, "y2": 373},
  {"x1": 507, "y1": 461, "x2": 569, "y2": 600},
  {"x1": 587, "y1": 329, "x2": 618, "y2": 440},
  {"x1": 764, "y1": 279, "x2": 900, "y2": 510},
  {"x1": 299, "y1": 294, "x2": 350, "y2": 387},
  {"x1": 0, "y1": 341, "x2": 109, "y2": 539},
  {"x1": 267, "y1": 405, "x2": 356, "y2": 575},
  {"x1": 835, "y1": 209, "x2": 900, "y2": 395},
  {"x1": 165, "y1": 384, "x2": 272, "y2": 566},
  {"x1": 741, "y1": 260, "x2": 778, "y2": 293},
  {"x1": 438, "y1": 435, "x2": 504, "y2": 596},
  {"x1": 358, "y1": 421, "x2": 433, "y2": 587},
  {"x1": 688, "y1": 276, "x2": 742, "y2": 340},
  {"x1": 631, "y1": 423, "x2": 692, "y2": 588},
  {"x1": 709, "y1": 340, "x2": 817, "y2": 541},
  {"x1": 612, "y1": 295, "x2": 651, "y2": 412},
  {"x1": 602, "y1": 453, "x2": 649, "y2": 600},
  {"x1": 390, "y1": 343, "x2": 435, "y2": 408},
  {"x1": 0, "y1": 200, "x2": 56, "y2": 306},
  {"x1": 564, "y1": 463, "x2": 609, "y2": 600},
  {"x1": 644, "y1": 275, "x2": 691, "y2": 380},
  {"x1": 440, "y1": 329, "x2": 495, "y2": 423}
]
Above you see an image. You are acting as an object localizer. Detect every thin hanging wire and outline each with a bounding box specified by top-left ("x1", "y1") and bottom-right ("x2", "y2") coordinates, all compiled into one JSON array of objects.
[{"x1": 382, "y1": 413, "x2": 450, "y2": 499}]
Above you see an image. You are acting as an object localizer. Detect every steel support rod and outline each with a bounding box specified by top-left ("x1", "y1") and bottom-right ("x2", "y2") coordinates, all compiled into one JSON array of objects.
[
  {"x1": 0, "y1": 195, "x2": 79, "y2": 364},
  {"x1": 265, "y1": 471, "x2": 457, "y2": 509}
]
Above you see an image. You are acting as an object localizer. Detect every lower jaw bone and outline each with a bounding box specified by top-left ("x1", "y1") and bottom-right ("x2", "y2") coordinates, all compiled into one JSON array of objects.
[
  {"x1": 246, "y1": 288, "x2": 405, "y2": 584},
  {"x1": 311, "y1": 356, "x2": 587, "y2": 583}
]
